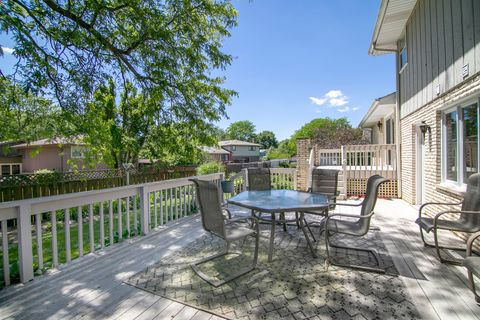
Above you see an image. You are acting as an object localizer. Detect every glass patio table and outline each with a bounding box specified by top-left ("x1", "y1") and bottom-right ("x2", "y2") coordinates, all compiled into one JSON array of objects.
[{"x1": 227, "y1": 189, "x2": 329, "y2": 262}]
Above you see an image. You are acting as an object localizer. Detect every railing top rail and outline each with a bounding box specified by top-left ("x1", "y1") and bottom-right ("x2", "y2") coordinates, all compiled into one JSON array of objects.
[
  {"x1": 0, "y1": 173, "x2": 222, "y2": 212},
  {"x1": 343, "y1": 144, "x2": 396, "y2": 149},
  {"x1": 317, "y1": 149, "x2": 342, "y2": 152}
]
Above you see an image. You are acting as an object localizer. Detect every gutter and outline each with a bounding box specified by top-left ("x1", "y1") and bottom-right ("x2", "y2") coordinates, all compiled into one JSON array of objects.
[{"x1": 369, "y1": 0, "x2": 390, "y2": 55}]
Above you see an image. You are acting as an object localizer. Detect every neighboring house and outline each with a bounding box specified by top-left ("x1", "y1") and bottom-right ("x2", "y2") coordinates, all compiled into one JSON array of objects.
[
  {"x1": 12, "y1": 138, "x2": 108, "y2": 173},
  {"x1": 369, "y1": 0, "x2": 480, "y2": 206},
  {"x1": 218, "y1": 140, "x2": 261, "y2": 163},
  {"x1": 200, "y1": 146, "x2": 231, "y2": 163},
  {"x1": 0, "y1": 141, "x2": 24, "y2": 176},
  {"x1": 359, "y1": 92, "x2": 396, "y2": 145}
]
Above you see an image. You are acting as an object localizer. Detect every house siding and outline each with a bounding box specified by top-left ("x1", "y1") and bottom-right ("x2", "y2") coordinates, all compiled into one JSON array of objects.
[{"x1": 400, "y1": 0, "x2": 480, "y2": 118}]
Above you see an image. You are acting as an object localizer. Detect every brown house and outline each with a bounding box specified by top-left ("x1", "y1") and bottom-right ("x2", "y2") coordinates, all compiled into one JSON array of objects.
[
  {"x1": 0, "y1": 141, "x2": 24, "y2": 176},
  {"x1": 11, "y1": 138, "x2": 108, "y2": 174}
]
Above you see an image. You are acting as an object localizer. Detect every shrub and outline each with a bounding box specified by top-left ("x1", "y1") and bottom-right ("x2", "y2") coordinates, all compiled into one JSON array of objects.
[{"x1": 196, "y1": 161, "x2": 225, "y2": 175}]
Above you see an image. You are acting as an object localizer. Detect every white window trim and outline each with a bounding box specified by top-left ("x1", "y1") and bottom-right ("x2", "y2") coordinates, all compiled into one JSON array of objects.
[{"x1": 441, "y1": 97, "x2": 479, "y2": 188}]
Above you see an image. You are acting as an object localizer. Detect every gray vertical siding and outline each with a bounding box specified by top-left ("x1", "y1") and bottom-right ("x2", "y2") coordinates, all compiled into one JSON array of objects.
[{"x1": 400, "y1": 0, "x2": 480, "y2": 118}]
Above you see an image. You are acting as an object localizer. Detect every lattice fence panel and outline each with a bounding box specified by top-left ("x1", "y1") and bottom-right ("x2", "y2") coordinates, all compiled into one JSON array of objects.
[{"x1": 347, "y1": 178, "x2": 398, "y2": 198}]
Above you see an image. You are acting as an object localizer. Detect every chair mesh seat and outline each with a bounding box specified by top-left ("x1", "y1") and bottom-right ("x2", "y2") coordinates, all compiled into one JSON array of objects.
[
  {"x1": 225, "y1": 224, "x2": 256, "y2": 241},
  {"x1": 463, "y1": 256, "x2": 480, "y2": 278},
  {"x1": 320, "y1": 218, "x2": 365, "y2": 236},
  {"x1": 416, "y1": 217, "x2": 480, "y2": 233}
]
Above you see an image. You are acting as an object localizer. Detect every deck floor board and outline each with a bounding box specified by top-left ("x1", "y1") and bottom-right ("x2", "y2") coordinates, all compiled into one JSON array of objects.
[{"x1": 0, "y1": 200, "x2": 478, "y2": 320}]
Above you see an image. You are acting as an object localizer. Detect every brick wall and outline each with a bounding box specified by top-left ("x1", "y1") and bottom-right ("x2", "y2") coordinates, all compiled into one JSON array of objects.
[
  {"x1": 400, "y1": 73, "x2": 480, "y2": 221},
  {"x1": 296, "y1": 138, "x2": 312, "y2": 191}
]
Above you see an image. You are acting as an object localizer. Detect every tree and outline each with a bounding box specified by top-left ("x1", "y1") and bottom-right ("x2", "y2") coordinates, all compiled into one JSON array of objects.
[
  {"x1": 266, "y1": 139, "x2": 291, "y2": 160},
  {"x1": 225, "y1": 120, "x2": 256, "y2": 141},
  {"x1": 256, "y1": 130, "x2": 278, "y2": 149},
  {"x1": 0, "y1": 77, "x2": 57, "y2": 143},
  {"x1": 312, "y1": 122, "x2": 368, "y2": 148},
  {"x1": 72, "y1": 79, "x2": 214, "y2": 168},
  {"x1": 2, "y1": 0, "x2": 237, "y2": 159}
]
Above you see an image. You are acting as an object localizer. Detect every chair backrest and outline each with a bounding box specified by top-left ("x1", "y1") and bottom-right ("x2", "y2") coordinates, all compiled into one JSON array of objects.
[
  {"x1": 190, "y1": 179, "x2": 225, "y2": 239},
  {"x1": 356, "y1": 175, "x2": 389, "y2": 234},
  {"x1": 311, "y1": 168, "x2": 339, "y2": 197},
  {"x1": 460, "y1": 173, "x2": 480, "y2": 226},
  {"x1": 247, "y1": 168, "x2": 271, "y2": 191}
]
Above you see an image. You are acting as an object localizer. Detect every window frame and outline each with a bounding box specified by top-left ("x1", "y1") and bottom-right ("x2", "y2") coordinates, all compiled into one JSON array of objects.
[
  {"x1": 0, "y1": 163, "x2": 23, "y2": 176},
  {"x1": 441, "y1": 97, "x2": 480, "y2": 187}
]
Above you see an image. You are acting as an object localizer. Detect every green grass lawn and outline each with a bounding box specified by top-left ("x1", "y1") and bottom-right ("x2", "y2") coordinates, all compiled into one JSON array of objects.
[{"x1": 0, "y1": 191, "x2": 197, "y2": 287}]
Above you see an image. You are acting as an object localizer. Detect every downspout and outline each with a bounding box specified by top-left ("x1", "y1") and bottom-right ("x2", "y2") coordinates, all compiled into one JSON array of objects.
[{"x1": 394, "y1": 49, "x2": 402, "y2": 198}]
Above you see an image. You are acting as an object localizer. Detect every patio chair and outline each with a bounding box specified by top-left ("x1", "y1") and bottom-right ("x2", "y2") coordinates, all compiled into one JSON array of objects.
[
  {"x1": 190, "y1": 179, "x2": 259, "y2": 287},
  {"x1": 320, "y1": 175, "x2": 389, "y2": 273},
  {"x1": 463, "y1": 231, "x2": 480, "y2": 303},
  {"x1": 301, "y1": 168, "x2": 340, "y2": 241},
  {"x1": 416, "y1": 173, "x2": 480, "y2": 265},
  {"x1": 246, "y1": 167, "x2": 271, "y2": 191}
]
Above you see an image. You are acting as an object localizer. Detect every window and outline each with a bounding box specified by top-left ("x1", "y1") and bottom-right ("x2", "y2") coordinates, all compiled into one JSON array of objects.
[
  {"x1": 231, "y1": 146, "x2": 236, "y2": 151},
  {"x1": 400, "y1": 46, "x2": 407, "y2": 70},
  {"x1": 71, "y1": 145, "x2": 87, "y2": 159},
  {"x1": 249, "y1": 146, "x2": 256, "y2": 151},
  {"x1": 0, "y1": 163, "x2": 22, "y2": 176},
  {"x1": 442, "y1": 102, "x2": 479, "y2": 185}
]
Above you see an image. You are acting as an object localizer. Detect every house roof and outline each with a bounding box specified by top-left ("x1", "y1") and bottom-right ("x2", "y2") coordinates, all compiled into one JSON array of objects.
[
  {"x1": 218, "y1": 140, "x2": 261, "y2": 147},
  {"x1": 12, "y1": 137, "x2": 84, "y2": 149},
  {"x1": 369, "y1": 0, "x2": 418, "y2": 55},
  {"x1": 200, "y1": 146, "x2": 231, "y2": 155},
  {"x1": 358, "y1": 92, "x2": 396, "y2": 128}
]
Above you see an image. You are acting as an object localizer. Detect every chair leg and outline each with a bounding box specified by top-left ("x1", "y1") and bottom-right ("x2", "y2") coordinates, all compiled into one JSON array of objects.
[
  {"x1": 298, "y1": 212, "x2": 316, "y2": 258},
  {"x1": 466, "y1": 270, "x2": 480, "y2": 303},
  {"x1": 303, "y1": 217, "x2": 316, "y2": 242},
  {"x1": 280, "y1": 212, "x2": 287, "y2": 232},
  {"x1": 420, "y1": 226, "x2": 468, "y2": 265},
  {"x1": 191, "y1": 236, "x2": 258, "y2": 287},
  {"x1": 325, "y1": 231, "x2": 385, "y2": 274}
]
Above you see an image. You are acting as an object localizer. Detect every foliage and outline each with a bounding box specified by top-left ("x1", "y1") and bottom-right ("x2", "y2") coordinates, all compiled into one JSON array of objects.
[
  {"x1": 0, "y1": 78, "x2": 57, "y2": 143},
  {"x1": 33, "y1": 169, "x2": 54, "y2": 174},
  {"x1": 312, "y1": 123, "x2": 368, "y2": 148},
  {"x1": 196, "y1": 161, "x2": 224, "y2": 175},
  {"x1": 256, "y1": 130, "x2": 278, "y2": 149},
  {"x1": 266, "y1": 139, "x2": 291, "y2": 160},
  {"x1": 225, "y1": 120, "x2": 256, "y2": 142},
  {"x1": 2, "y1": 0, "x2": 238, "y2": 166}
]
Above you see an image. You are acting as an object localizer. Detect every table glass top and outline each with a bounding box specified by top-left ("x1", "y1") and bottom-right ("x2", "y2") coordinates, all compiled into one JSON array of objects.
[{"x1": 227, "y1": 189, "x2": 329, "y2": 212}]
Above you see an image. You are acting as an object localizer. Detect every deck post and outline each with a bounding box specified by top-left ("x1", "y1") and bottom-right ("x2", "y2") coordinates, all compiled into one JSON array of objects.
[
  {"x1": 139, "y1": 186, "x2": 150, "y2": 235},
  {"x1": 17, "y1": 204, "x2": 34, "y2": 283},
  {"x1": 341, "y1": 146, "x2": 348, "y2": 197}
]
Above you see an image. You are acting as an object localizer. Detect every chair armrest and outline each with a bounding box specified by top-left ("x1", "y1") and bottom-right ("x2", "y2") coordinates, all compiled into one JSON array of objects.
[
  {"x1": 467, "y1": 231, "x2": 480, "y2": 256},
  {"x1": 332, "y1": 202, "x2": 362, "y2": 207},
  {"x1": 327, "y1": 211, "x2": 375, "y2": 220},
  {"x1": 222, "y1": 207, "x2": 232, "y2": 220},
  {"x1": 432, "y1": 210, "x2": 480, "y2": 229},
  {"x1": 226, "y1": 216, "x2": 259, "y2": 233},
  {"x1": 419, "y1": 201, "x2": 463, "y2": 219}
]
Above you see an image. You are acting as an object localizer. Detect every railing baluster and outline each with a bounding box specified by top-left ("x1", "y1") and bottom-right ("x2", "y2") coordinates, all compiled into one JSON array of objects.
[
  {"x1": 117, "y1": 198, "x2": 122, "y2": 240},
  {"x1": 35, "y1": 213, "x2": 43, "y2": 270},
  {"x1": 183, "y1": 186, "x2": 187, "y2": 217},
  {"x1": 160, "y1": 189, "x2": 164, "y2": 225},
  {"x1": 77, "y1": 206, "x2": 83, "y2": 257},
  {"x1": 89, "y1": 204, "x2": 94, "y2": 253},
  {"x1": 133, "y1": 196, "x2": 138, "y2": 235},
  {"x1": 125, "y1": 197, "x2": 130, "y2": 238},
  {"x1": 169, "y1": 188, "x2": 173, "y2": 222},
  {"x1": 100, "y1": 202, "x2": 105, "y2": 248},
  {"x1": 2, "y1": 220, "x2": 10, "y2": 285},
  {"x1": 153, "y1": 191, "x2": 158, "y2": 228},
  {"x1": 65, "y1": 208, "x2": 71, "y2": 262},
  {"x1": 51, "y1": 211, "x2": 58, "y2": 267},
  {"x1": 109, "y1": 200, "x2": 113, "y2": 245},
  {"x1": 175, "y1": 188, "x2": 179, "y2": 220}
]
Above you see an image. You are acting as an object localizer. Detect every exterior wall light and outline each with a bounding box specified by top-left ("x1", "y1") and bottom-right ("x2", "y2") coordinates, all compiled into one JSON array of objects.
[{"x1": 419, "y1": 121, "x2": 431, "y2": 136}]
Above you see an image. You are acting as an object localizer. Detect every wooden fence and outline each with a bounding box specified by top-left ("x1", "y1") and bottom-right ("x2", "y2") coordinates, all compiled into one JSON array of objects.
[{"x1": 0, "y1": 166, "x2": 197, "y2": 203}]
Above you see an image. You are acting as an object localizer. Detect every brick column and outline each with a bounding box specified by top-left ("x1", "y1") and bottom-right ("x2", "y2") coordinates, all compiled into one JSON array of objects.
[{"x1": 296, "y1": 139, "x2": 311, "y2": 191}]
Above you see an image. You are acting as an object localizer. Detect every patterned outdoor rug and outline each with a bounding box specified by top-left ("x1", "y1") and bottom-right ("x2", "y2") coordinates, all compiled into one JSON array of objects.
[{"x1": 126, "y1": 222, "x2": 420, "y2": 319}]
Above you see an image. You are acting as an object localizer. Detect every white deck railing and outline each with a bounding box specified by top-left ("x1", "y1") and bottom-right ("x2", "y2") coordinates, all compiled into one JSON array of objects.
[
  {"x1": 0, "y1": 173, "x2": 224, "y2": 287},
  {"x1": 0, "y1": 168, "x2": 298, "y2": 288}
]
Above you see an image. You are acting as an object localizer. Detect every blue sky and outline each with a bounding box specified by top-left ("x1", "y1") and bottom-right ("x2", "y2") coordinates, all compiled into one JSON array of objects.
[
  {"x1": 0, "y1": 1, "x2": 395, "y2": 141},
  {"x1": 217, "y1": 0, "x2": 396, "y2": 140}
]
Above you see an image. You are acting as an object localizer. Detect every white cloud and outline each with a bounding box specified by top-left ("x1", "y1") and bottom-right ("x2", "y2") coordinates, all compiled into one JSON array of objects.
[
  {"x1": 338, "y1": 107, "x2": 350, "y2": 113},
  {"x1": 325, "y1": 90, "x2": 343, "y2": 99},
  {"x1": 309, "y1": 97, "x2": 327, "y2": 106},
  {"x1": 309, "y1": 89, "x2": 350, "y2": 111},
  {"x1": 330, "y1": 97, "x2": 348, "y2": 106},
  {"x1": 1, "y1": 47, "x2": 14, "y2": 55},
  {"x1": 352, "y1": 107, "x2": 359, "y2": 111}
]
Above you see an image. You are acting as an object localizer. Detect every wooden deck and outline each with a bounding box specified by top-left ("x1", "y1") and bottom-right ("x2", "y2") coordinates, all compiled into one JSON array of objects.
[{"x1": 0, "y1": 199, "x2": 479, "y2": 319}]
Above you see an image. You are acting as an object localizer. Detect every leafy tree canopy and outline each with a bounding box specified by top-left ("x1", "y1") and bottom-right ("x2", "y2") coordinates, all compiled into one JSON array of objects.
[
  {"x1": 256, "y1": 130, "x2": 278, "y2": 149},
  {"x1": 0, "y1": 77, "x2": 58, "y2": 144},
  {"x1": 1, "y1": 0, "x2": 238, "y2": 166},
  {"x1": 225, "y1": 120, "x2": 256, "y2": 142}
]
